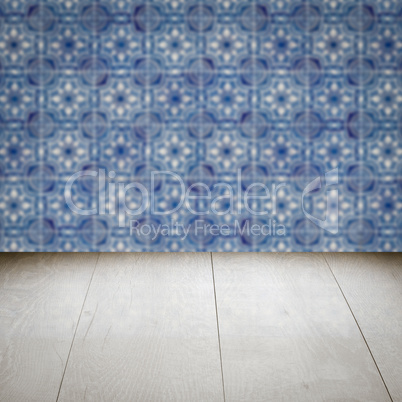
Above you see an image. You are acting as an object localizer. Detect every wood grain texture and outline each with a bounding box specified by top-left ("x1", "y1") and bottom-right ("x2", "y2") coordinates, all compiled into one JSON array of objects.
[
  {"x1": 58, "y1": 253, "x2": 223, "y2": 402},
  {"x1": 212, "y1": 253, "x2": 391, "y2": 402},
  {"x1": 325, "y1": 253, "x2": 402, "y2": 402},
  {"x1": 0, "y1": 253, "x2": 98, "y2": 402}
]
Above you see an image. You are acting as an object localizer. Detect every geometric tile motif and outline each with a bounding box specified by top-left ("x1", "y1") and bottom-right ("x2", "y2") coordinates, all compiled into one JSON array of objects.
[{"x1": 0, "y1": 0, "x2": 401, "y2": 251}]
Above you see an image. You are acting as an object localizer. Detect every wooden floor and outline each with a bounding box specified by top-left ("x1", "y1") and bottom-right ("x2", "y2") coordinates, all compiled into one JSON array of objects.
[{"x1": 0, "y1": 253, "x2": 401, "y2": 402}]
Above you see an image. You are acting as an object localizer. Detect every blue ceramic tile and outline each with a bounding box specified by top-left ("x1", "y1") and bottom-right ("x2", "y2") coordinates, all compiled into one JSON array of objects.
[{"x1": 0, "y1": 0, "x2": 401, "y2": 251}]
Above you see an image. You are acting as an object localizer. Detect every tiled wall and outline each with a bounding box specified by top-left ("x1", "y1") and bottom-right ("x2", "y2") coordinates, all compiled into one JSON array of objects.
[{"x1": 0, "y1": 0, "x2": 401, "y2": 251}]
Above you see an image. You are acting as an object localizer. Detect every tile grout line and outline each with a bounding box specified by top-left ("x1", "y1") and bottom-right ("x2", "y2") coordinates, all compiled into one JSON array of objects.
[
  {"x1": 322, "y1": 254, "x2": 394, "y2": 402},
  {"x1": 210, "y1": 252, "x2": 226, "y2": 402},
  {"x1": 55, "y1": 252, "x2": 101, "y2": 402}
]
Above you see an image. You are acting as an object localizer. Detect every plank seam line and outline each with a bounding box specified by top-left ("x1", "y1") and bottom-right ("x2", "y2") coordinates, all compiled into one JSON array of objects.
[
  {"x1": 210, "y1": 252, "x2": 226, "y2": 402},
  {"x1": 55, "y1": 253, "x2": 100, "y2": 402},
  {"x1": 322, "y1": 254, "x2": 394, "y2": 402}
]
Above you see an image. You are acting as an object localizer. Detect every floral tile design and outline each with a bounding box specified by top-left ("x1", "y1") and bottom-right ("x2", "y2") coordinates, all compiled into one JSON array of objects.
[{"x1": 0, "y1": 0, "x2": 401, "y2": 251}]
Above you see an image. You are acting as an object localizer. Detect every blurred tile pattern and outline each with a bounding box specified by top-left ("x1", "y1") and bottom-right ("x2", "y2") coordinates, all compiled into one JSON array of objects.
[{"x1": 0, "y1": 0, "x2": 401, "y2": 251}]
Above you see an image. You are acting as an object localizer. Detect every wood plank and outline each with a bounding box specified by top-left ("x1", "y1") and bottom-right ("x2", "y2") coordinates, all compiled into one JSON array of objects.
[
  {"x1": 0, "y1": 253, "x2": 98, "y2": 402},
  {"x1": 212, "y1": 253, "x2": 391, "y2": 402},
  {"x1": 325, "y1": 253, "x2": 402, "y2": 402},
  {"x1": 58, "y1": 253, "x2": 224, "y2": 402}
]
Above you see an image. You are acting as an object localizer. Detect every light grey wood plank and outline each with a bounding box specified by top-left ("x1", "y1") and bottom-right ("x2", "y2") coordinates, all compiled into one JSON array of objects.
[
  {"x1": 213, "y1": 253, "x2": 391, "y2": 402},
  {"x1": 325, "y1": 252, "x2": 402, "y2": 402},
  {"x1": 58, "y1": 253, "x2": 223, "y2": 402},
  {"x1": 0, "y1": 253, "x2": 98, "y2": 402}
]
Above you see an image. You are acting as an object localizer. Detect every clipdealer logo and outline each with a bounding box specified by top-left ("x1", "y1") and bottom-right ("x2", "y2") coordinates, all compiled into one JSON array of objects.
[{"x1": 65, "y1": 168, "x2": 338, "y2": 236}]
